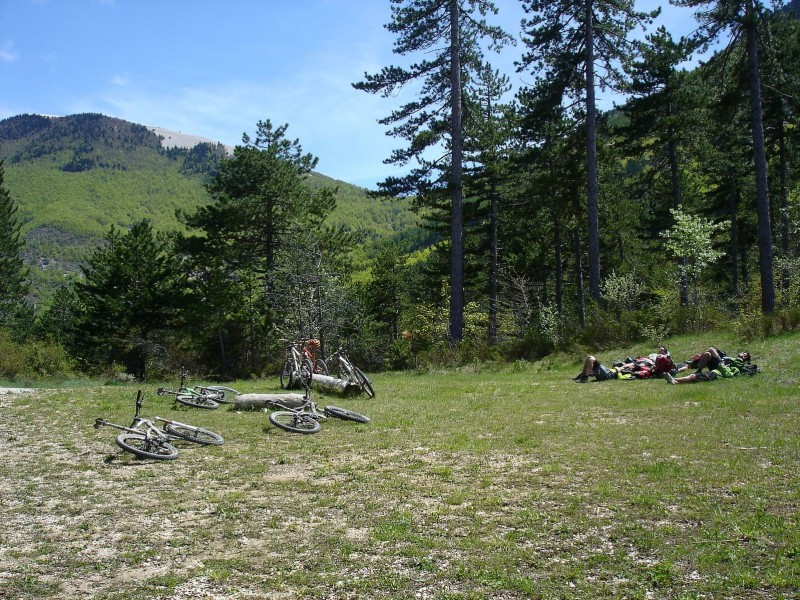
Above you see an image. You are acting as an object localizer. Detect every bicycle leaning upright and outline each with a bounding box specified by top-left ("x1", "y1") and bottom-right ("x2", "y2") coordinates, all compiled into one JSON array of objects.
[
  {"x1": 94, "y1": 389, "x2": 224, "y2": 460},
  {"x1": 278, "y1": 339, "x2": 318, "y2": 390},
  {"x1": 317, "y1": 346, "x2": 375, "y2": 397}
]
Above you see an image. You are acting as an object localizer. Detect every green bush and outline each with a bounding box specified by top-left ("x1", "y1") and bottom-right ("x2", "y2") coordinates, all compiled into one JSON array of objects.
[{"x1": 0, "y1": 330, "x2": 74, "y2": 379}]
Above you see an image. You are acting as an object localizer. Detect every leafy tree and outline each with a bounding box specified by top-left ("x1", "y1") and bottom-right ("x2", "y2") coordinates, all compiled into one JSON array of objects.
[
  {"x1": 353, "y1": 0, "x2": 511, "y2": 342},
  {"x1": 75, "y1": 220, "x2": 186, "y2": 379},
  {"x1": 661, "y1": 206, "x2": 728, "y2": 304},
  {"x1": 0, "y1": 161, "x2": 32, "y2": 333},
  {"x1": 518, "y1": 0, "x2": 659, "y2": 303}
]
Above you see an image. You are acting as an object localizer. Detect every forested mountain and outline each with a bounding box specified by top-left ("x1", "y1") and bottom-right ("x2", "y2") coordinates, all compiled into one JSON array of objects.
[{"x1": 0, "y1": 113, "x2": 422, "y2": 306}]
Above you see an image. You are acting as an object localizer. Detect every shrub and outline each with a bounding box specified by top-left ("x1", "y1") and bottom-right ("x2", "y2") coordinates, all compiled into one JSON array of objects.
[{"x1": 0, "y1": 330, "x2": 74, "y2": 379}]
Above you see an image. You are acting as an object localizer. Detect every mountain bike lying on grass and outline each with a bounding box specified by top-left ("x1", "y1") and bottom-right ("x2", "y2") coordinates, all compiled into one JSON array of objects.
[
  {"x1": 317, "y1": 347, "x2": 375, "y2": 397},
  {"x1": 156, "y1": 368, "x2": 237, "y2": 409},
  {"x1": 268, "y1": 379, "x2": 370, "y2": 434},
  {"x1": 94, "y1": 389, "x2": 224, "y2": 460}
]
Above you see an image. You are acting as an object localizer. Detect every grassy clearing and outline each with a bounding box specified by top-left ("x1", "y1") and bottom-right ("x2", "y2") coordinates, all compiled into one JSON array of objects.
[{"x1": 0, "y1": 335, "x2": 798, "y2": 599}]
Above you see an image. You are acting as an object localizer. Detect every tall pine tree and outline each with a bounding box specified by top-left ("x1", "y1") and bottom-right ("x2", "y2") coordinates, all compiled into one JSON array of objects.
[
  {"x1": 0, "y1": 161, "x2": 31, "y2": 333},
  {"x1": 518, "y1": 0, "x2": 658, "y2": 303},
  {"x1": 672, "y1": 0, "x2": 776, "y2": 312},
  {"x1": 353, "y1": 0, "x2": 511, "y2": 342},
  {"x1": 76, "y1": 220, "x2": 186, "y2": 380}
]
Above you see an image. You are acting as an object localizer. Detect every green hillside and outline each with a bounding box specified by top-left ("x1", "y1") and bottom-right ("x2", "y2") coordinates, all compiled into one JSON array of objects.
[{"x1": 0, "y1": 113, "x2": 422, "y2": 305}]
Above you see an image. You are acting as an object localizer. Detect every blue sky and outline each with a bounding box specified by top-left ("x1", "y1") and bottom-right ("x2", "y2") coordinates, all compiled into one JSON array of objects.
[{"x1": 1, "y1": 0, "x2": 704, "y2": 188}]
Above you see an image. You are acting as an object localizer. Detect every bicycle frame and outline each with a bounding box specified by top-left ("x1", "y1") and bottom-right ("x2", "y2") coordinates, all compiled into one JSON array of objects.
[
  {"x1": 94, "y1": 391, "x2": 180, "y2": 459},
  {"x1": 327, "y1": 348, "x2": 357, "y2": 381},
  {"x1": 279, "y1": 339, "x2": 314, "y2": 389},
  {"x1": 268, "y1": 379, "x2": 327, "y2": 433},
  {"x1": 94, "y1": 390, "x2": 224, "y2": 457},
  {"x1": 325, "y1": 347, "x2": 375, "y2": 397},
  {"x1": 267, "y1": 379, "x2": 370, "y2": 433},
  {"x1": 156, "y1": 368, "x2": 222, "y2": 409},
  {"x1": 94, "y1": 390, "x2": 166, "y2": 438}
]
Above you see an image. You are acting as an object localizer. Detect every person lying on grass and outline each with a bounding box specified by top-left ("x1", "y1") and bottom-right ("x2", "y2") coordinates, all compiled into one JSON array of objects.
[
  {"x1": 664, "y1": 371, "x2": 718, "y2": 384},
  {"x1": 572, "y1": 355, "x2": 614, "y2": 383},
  {"x1": 674, "y1": 348, "x2": 751, "y2": 373},
  {"x1": 665, "y1": 358, "x2": 754, "y2": 384},
  {"x1": 573, "y1": 347, "x2": 673, "y2": 382}
]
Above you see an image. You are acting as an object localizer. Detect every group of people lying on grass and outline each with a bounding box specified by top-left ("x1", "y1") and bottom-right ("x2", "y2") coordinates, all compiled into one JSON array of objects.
[{"x1": 573, "y1": 346, "x2": 758, "y2": 384}]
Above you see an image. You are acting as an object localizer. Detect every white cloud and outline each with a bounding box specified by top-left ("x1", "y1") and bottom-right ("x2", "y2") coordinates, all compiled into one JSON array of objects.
[{"x1": 110, "y1": 74, "x2": 128, "y2": 86}]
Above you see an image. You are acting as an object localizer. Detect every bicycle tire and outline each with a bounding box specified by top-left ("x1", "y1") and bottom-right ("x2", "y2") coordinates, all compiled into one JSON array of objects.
[
  {"x1": 280, "y1": 360, "x2": 294, "y2": 390},
  {"x1": 164, "y1": 423, "x2": 224, "y2": 445},
  {"x1": 269, "y1": 411, "x2": 321, "y2": 434},
  {"x1": 354, "y1": 367, "x2": 375, "y2": 398},
  {"x1": 314, "y1": 358, "x2": 328, "y2": 376},
  {"x1": 205, "y1": 386, "x2": 241, "y2": 403},
  {"x1": 323, "y1": 405, "x2": 371, "y2": 423},
  {"x1": 175, "y1": 394, "x2": 219, "y2": 410},
  {"x1": 115, "y1": 433, "x2": 179, "y2": 460}
]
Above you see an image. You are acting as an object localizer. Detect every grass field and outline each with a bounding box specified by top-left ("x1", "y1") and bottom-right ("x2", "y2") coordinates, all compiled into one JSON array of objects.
[{"x1": 1, "y1": 334, "x2": 798, "y2": 599}]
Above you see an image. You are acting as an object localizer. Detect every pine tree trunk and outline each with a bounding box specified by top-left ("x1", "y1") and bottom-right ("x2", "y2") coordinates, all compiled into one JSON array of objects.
[
  {"x1": 584, "y1": 0, "x2": 601, "y2": 304},
  {"x1": 449, "y1": 0, "x2": 465, "y2": 341},
  {"x1": 745, "y1": 10, "x2": 774, "y2": 314},
  {"x1": 575, "y1": 229, "x2": 586, "y2": 327},
  {"x1": 668, "y1": 136, "x2": 689, "y2": 306},
  {"x1": 488, "y1": 183, "x2": 499, "y2": 345},
  {"x1": 730, "y1": 174, "x2": 740, "y2": 305},
  {"x1": 554, "y1": 205, "x2": 563, "y2": 316},
  {"x1": 778, "y1": 100, "x2": 790, "y2": 294}
]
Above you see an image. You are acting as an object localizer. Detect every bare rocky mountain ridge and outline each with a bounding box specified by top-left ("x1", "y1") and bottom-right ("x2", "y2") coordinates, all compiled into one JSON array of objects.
[{"x1": 147, "y1": 125, "x2": 235, "y2": 155}]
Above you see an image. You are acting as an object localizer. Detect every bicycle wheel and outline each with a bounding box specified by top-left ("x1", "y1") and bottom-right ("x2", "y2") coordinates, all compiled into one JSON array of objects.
[
  {"x1": 314, "y1": 358, "x2": 328, "y2": 376},
  {"x1": 205, "y1": 386, "x2": 240, "y2": 403},
  {"x1": 280, "y1": 360, "x2": 294, "y2": 390},
  {"x1": 175, "y1": 393, "x2": 219, "y2": 410},
  {"x1": 164, "y1": 423, "x2": 224, "y2": 446},
  {"x1": 323, "y1": 405, "x2": 371, "y2": 423},
  {"x1": 269, "y1": 411, "x2": 321, "y2": 434},
  {"x1": 353, "y1": 367, "x2": 375, "y2": 398},
  {"x1": 116, "y1": 433, "x2": 179, "y2": 460}
]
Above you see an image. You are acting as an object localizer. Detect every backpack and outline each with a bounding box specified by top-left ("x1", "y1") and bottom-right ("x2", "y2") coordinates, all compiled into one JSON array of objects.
[
  {"x1": 724, "y1": 356, "x2": 745, "y2": 369},
  {"x1": 653, "y1": 354, "x2": 675, "y2": 376},
  {"x1": 740, "y1": 364, "x2": 759, "y2": 376}
]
